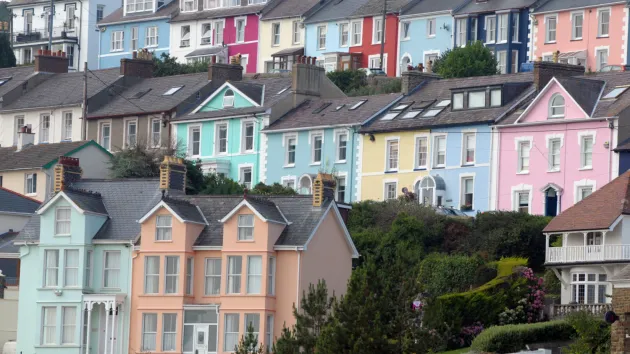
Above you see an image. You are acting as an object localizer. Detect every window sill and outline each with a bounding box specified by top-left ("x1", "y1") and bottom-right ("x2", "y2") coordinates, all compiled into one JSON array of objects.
[
  {"x1": 335, "y1": 160, "x2": 347, "y2": 164},
  {"x1": 462, "y1": 163, "x2": 475, "y2": 167},
  {"x1": 384, "y1": 170, "x2": 398, "y2": 174},
  {"x1": 180, "y1": 46, "x2": 190, "y2": 48},
  {"x1": 310, "y1": 162, "x2": 322, "y2": 166},
  {"x1": 516, "y1": 171, "x2": 529, "y2": 175},
  {"x1": 401, "y1": 38, "x2": 410, "y2": 42},
  {"x1": 486, "y1": 41, "x2": 496, "y2": 45},
  {"x1": 236, "y1": 240, "x2": 255, "y2": 243},
  {"x1": 54, "y1": 234, "x2": 71, "y2": 237},
  {"x1": 512, "y1": 41, "x2": 521, "y2": 44},
  {"x1": 579, "y1": 166, "x2": 593, "y2": 171},
  {"x1": 544, "y1": 41, "x2": 557, "y2": 44},
  {"x1": 155, "y1": 240, "x2": 173, "y2": 243},
  {"x1": 35, "y1": 345, "x2": 81, "y2": 348},
  {"x1": 597, "y1": 35, "x2": 609, "y2": 39},
  {"x1": 25, "y1": 193, "x2": 37, "y2": 197},
  {"x1": 497, "y1": 40, "x2": 508, "y2": 44},
  {"x1": 110, "y1": 49, "x2": 124, "y2": 52},
  {"x1": 432, "y1": 166, "x2": 445, "y2": 169},
  {"x1": 145, "y1": 45, "x2": 158, "y2": 48},
  {"x1": 283, "y1": 164, "x2": 295, "y2": 168},
  {"x1": 570, "y1": 38, "x2": 583, "y2": 42},
  {"x1": 547, "y1": 169, "x2": 561, "y2": 173},
  {"x1": 427, "y1": 35, "x2": 436, "y2": 39}
]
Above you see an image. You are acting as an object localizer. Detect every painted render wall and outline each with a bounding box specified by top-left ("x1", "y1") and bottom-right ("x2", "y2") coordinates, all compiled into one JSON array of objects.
[
  {"x1": 0, "y1": 105, "x2": 84, "y2": 147},
  {"x1": 258, "y1": 16, "x2": 305, "y2": 73},
  {"x1": 349, "y1": 14, "x2": 400, "y2": 76},
  {"x1": 398, "y1": 13, "x2": 452, "y2": 76}
]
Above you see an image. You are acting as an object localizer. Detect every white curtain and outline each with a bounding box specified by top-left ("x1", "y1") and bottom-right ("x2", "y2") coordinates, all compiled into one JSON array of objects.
[
  {"x1": 165, "y1": 256, "x2": 179, "y2": 294},
  {"x1": 145, "y1": 256, "x2": 159, "y2": 293},
  {"x1": 224, "y1": 314, "x2": 239, "y2": 351},
  {"x1": 228, "y1": 257, "x2": 242, "y2": 294},
  {"x1": 244, "y1": 313, "x2": 260, "y2": 336},
  {"x1": 56, "y1": 208, "x2": 71, "y2": 234},
  {"x1": 162, "y1": 314, "x2": 176, "y2": 351},
  {"x1": 205, "y1": 258, "x2": 221, "y2": 295},
  {"x1": 105, "y1": 252, "x2": 120, "y2": 288},
  {"x1": 43, "y1": 307, "x2": 57, "y2": 344},
  {"x1": 62, "y1": 307, "x2": 76, "y2": 344},
  {"x1": 142, "y1": 314, "x2": 157, "y2": 351},
  {"x1": 64, "y1": 250, "x2": 79, "y2": 287},
  {"x1": 45, "y1": 250, "x2": 58, "y2": 287},
  {"x1": 156, "y1": 216, "x2": 172, "y2": 240},
  {"x1": 247, "y1": 256, "x2": 262, "y2": 294}
]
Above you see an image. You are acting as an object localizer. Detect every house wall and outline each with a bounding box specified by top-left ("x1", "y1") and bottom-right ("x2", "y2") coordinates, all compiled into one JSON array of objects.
[
  {"x1": 0, "y1": 168, "x2": 49, "y2": 201},
  {"x1": 98, "y1": 18, "x2": 171, "y2": 69},
  {"x1": 0, "y1": 287, "x2": 18, "y2": 349},
  {"x1": 86, "y1": 114, "x2": 171, "y2": 151},
  {"x1": 258, "y1": 16, "x2": 306, "y2": 73},
  {"x1": 519, "y1": 82, "x2": 588, "y2": 122},
  {"x1": 398, "y1": 13, "x2": 452, "y2": 76},
  {"x1": 533, "y1": 4, "x2": 627, "y2": 69},
  {"x1": 0, "y1": 214, "x2": 32, "y2": 234},
  {"x1": 348, "y1": 14, "x2": 399, "y2": 76},
  {"x1": 304, "y1": 20, "x2": 346, "y2": 60},
  {"x1": 0, "y1": 105, "x2": 83, "y2": 147}
]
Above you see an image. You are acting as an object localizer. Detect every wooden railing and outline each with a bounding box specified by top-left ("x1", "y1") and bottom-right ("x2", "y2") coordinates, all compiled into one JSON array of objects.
[
  {"x1": 552, "y1": 303, "x2": 611, "y2": 318},
  {"x1": 546, "y1": 245, "x2": 630, "y2": 263}
]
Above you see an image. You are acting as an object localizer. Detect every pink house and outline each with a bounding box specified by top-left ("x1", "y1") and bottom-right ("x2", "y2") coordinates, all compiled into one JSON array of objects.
[
  {"x1": 128, "y1": 160, "x2": 358, "y2": 354},
  {"x1": 493, "y1": 62, "x2": 624, "y2": 216},
  {"x1": 531, "y1": 0, "x2": 628, "y2": 71}
]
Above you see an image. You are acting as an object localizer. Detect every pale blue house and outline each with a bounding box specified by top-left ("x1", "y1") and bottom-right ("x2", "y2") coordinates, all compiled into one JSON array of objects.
[
  {"x1": 263, "y1": 94, "x2": 400, "y2": 203},
  {"x1": 14, "y1": 159, "x2": 162, "y2": 354},
  {"x1": 397, "y1": 0, "x2": 469, "y2": 76},
  {"x1": 97, "y1": 0, "x2": 177, "y2": 69}
]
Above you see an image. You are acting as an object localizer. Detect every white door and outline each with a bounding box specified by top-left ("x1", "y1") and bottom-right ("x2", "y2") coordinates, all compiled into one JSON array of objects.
[
  {"x1": 194, "y1": 326, "x2": 209, "y2": 354},
  {"x1": 97, "y1": 305, "x2": 119, "y2": 354}
]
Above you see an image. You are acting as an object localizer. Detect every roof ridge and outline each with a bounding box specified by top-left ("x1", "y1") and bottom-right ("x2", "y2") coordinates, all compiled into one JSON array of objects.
[
  {"x1": 162, "y1": 195, "x2": 196, "y2": 207},
  {"x1": 0, "y1": 187, "x2": 41, "y2": 204},
  {"x1": 64, "y1": 187, "x2": 103, "y2": 198}
]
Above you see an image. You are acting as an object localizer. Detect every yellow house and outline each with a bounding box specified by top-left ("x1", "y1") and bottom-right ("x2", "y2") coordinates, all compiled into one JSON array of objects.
[
  {"x1": 359, "y1": 130, "x2": 431, "y2": 201},
  {"x1": 258, "y1": 0, "x2": 324, "y2": 73}
]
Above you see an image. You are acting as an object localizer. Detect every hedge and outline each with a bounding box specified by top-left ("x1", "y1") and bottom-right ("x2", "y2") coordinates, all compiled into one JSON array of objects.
[{"x1": 471, "y1": 321, "x2": 575, "y2": 353}]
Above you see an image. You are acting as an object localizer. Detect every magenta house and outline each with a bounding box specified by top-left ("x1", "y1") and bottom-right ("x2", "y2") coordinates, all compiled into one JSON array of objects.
[
  {"x1": 169, "y1": 0, "x2": 269, "y2": 72},
  {"x1": 491, "y1": 62, "x2": 630, "y2": 217}
]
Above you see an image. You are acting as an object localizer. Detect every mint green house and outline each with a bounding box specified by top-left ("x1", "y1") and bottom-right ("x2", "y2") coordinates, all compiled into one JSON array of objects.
[{"x1": 15, "y1": 160, "x2": 161, "y2": 354}]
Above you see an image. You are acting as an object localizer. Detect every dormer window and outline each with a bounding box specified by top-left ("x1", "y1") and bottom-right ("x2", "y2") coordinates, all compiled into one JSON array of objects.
[
  {"x1": 127, "y1": 0, "x2": 153, "y2": 13},
  {"x1": 549, "y1": 94, "x2": 565, "y2": 118},
  {"x1": 180, "y1": 0, "x2": 197, "y2": 11},
  {"x1": 55, "y1": 207, "x2": 71, "y2": 236},
  {"x1": 156, "y1": 215, "x2": 172, "y2": 241},
  {"x1": 238, "y1": 215, "x2": 254, "y2": 241},
  {"x1": 223, "y1": 89, "x2": 235, "y2": 108},
  {"x1": 490, "y1": 89, "x2": 502, "y2": 107},
  {"x1": 453, "y1": 93, "x2": 464, "y2": 109},
  {"x1": 452, "y1": 87, "x2": 503, "y2": 110},
  {"x1": 468, "y1": 91, "x2": 485, "y2": 108}
]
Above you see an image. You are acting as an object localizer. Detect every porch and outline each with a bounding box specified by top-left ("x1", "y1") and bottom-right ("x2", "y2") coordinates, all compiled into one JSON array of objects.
[
  {"x1": 82, "y1": 294, "x2": 125, "y2": 354},
  {"x1": 545, "y1": 230, "x2": 630, "y2": 264}
]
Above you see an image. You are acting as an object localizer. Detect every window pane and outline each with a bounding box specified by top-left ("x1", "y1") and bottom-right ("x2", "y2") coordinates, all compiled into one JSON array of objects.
[
  {"x1": 247, "y1": 256, "x2": 262, "y2": 294},
  {"x1": 205, "y1": 258, "x2": 221, "y2": 295}
]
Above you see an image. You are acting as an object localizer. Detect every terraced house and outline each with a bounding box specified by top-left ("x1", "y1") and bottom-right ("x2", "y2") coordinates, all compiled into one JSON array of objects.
[
  {"x1": 14, "y1": 158, "x2": 163, "y2": 354},
  {"x1": 128, "y1": 159, "x2": 357, "y2": 354}
]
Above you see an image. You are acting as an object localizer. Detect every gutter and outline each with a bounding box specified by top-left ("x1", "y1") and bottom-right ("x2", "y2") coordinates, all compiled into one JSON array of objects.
[
  {"x1": 98, "y1": 15, "x2": 171, "y2": 27},
  {"x1": 87, "y1": 109, "x2": 170, "y2": 120}
]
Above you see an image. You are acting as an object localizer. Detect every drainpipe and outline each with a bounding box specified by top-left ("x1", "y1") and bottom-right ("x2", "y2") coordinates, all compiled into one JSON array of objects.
[
  {"x1": 77, "y1": 0, "x2": 83, "y2": 71},
  {"x1": 126, "y1": 241, "x2": 136, "y2": 354},
  {"x1": 349, "y1": 126, "x2": 356, "y2": 203},
  {"x1": 295, "y1": 250, "x2": 301, "y2": 311},
  {"x1": 607, "y1": 117, "x2": 614, "y2": 182}
]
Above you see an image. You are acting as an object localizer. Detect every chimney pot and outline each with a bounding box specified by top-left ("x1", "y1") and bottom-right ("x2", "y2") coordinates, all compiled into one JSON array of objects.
[
  {"x1": 312, "y1": 173, "x2": 336, "y2": 207},
  {"x1": 54, "y1": 157, "x2": 82, "y2": 193},
  {"x1": 16, "y1": 124, "x2": 35, "y2": 151}
]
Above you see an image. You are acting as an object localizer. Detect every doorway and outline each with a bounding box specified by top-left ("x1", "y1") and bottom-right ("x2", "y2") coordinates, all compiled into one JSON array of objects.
[
  {"x1": 194, "y1": 326, "x2": 210, "y2": 354},
  {"x1": 545, "y1": 188, "x2": 558, "y2": 217}
]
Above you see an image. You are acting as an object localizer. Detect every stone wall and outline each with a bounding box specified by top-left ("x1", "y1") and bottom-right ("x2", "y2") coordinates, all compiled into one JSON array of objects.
[{"x1": 611, "y1": 287, "x2": 630, "y2": 353}]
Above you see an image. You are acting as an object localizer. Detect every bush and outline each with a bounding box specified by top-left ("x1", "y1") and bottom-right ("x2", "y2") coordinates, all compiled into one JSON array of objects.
[
  {"x1": 418, "y1": 253, "x2": 485, "y2": 296},
  {"x1": 471, "y1": 321, "x2": 575, "y2": 353},
  {"x1": 564, "y1": 311, "x2": 610, "y2": 354},
  {"x1": 326, "y1": 70, "x2": 366, "y2": 93}
]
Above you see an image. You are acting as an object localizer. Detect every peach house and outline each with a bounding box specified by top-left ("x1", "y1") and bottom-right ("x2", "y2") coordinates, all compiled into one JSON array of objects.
[
  {"x1": 129, "y1": 159, "x2": 358, "y2": 354},
  {"x1": 531, "y1": 0, "x2": 629, "y2": 71},
  {"x1": 492, "y1": 62, "x2": 627, "y2": 216}
]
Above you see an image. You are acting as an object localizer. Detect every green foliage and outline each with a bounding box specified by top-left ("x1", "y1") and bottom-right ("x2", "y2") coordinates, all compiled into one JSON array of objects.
[
  {"x1": 249, "y1": 182, "x2": 297, "y2": 196},
  {"x1": 0, "y1": 34, "x2": 16, "y2": 68},
  {"x1": 197, "y1": 172, "x2": 245, "y2": 195},
  {"x1": 563, "y1": 311, "x2": 611, "y2": 354},
  {"x1": 235, "y1": 323, "x2": 265, "y2": 354},
  {"x1": 326, "y1": 70, "x2": 366, "y2": 93},
  {"x1": 272, "y1": 326, "x2": 299, "y2": 354},
  {"x1": 471, "y1": 321, "x2": 575, "y2": 353},
  {"x1": 347, "y1": 79, "x2": 402, "y2": 97},
  {"x1": 109, "y1": 142, "x2": 175, "y2": 178},
  {"x1": 432, "y1": 41, "x2": 498, "y2": 78},
  {"x1": 418, "y1": 253, "x2": 485, "y2": 296},
  {"x1": 543, "y1": 268, "x2": 561, "y2": 296},
  {"x1": 152, "y1": 52, "x2": 209, "y2": 77}
]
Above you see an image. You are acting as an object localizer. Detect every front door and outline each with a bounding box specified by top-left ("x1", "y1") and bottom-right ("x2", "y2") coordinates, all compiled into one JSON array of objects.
[
  {"x1": 545, "y1": 189, "x2": 558, "y2": 216},
  {"x1": 194, "y1": 326, "x2": 209, "y2": 354}
]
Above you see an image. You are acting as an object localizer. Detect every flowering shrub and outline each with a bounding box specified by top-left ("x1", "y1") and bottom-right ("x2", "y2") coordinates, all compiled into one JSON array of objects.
[
  {"x1": 499, "y1": 267, "x2": 545, "y2": 325},
  {"x1": 458, "y1": 322, "x2": 484, "y2": 347}
]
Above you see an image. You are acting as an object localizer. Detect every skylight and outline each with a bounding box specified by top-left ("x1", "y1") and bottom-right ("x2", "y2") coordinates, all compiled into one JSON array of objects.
[
  {"x1": 435, "y1": 100, "x2": 451, "y2": 107},
  {"x1": 277, "y1": 87, "x2": 290, "y2": 95},
  {"x1": 312, "y1": 102, "x2": 332, "y2": 114},
  {"x1": 416, "y1": 100, "x2": 435, "y2": 109},
  {"x1": 603, "y1": 87, "x2": 629, "y2": 99},
  {"x1": 349, "y1": 100, "x2": 367, "y2": 110},
  {"x1": 163, "y1": 86, "x2": 184, "y2": 96},
  {"x1": 381, "y1": 112, "x2": 400, "y2": 121},
  {"x1": 0, "y1": 77, "x2": 11, "y2": 87},
  {"x1": 402, "y1": 110, "x2": 422, "y2": 119},
  {"x1": 334, "y1": 104, "x2": 346, "y2": 111},
  {"x1": 423, "y1": 108, "x2": 444, "y2": 117},
  {"x1": 392, "y1": 103, "x2": 410, "y2": 111}
]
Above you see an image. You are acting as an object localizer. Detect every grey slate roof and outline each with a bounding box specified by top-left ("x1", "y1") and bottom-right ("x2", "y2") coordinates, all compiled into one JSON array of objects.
[
  {"x1": 0, "y1": 187, "x2": 41, "y2": 215},
  {"x1": 362, "y1": 72, "x2": 534, "y2": 133},
  {"x1": 0, "y1": 140, "x2": 106, "y2": 172},
  {"x1": 533, "y1": 0, "x2": 627, "y2": 13},
  {"x1": 162, "y1": 197, "x2": 207, "y2": 224},
  {"x1": 63, "y1": 189, "x2": 109, "y2": 215},
  {"x1": 304, "y1": 0, "x2": 372, "y2": 24},
  {"x1": 271, "y1": 47, "x2": 305, "y2": 57},
  {"x1": 0, "y1": 66, "x2": 36, "y2": 103},
  {"x1": 231, "y1": 81, "x2": 264, "y2": 105},
  {"x1": 247, "y1": 197, "x2": 286, "y2": 223},
  {"x1": 261, "y1": 0, "x2": 322, "y2": 20},
  {"x1": 273, "y1": 197, "x2": 331, "y2": 246},
  {"x1": 556, "y1": 77, "x2": 604, "y2": 116},
  {"x1": 580, "y1": 71, "x2": 630, "y2": 118},
  {"x1": 170, "y1": 3, "x2": 267, "y2": 22},
  {"x1": 0, "y1": 232, "x2": 21, "y2": 254},
  {"x1": 173, "y1": 76, "x2": 293, "y2": 121},
  {"x1": 350, "y1": 0, "x2": 413, "y2": 18},
  {"x1": 14, "y1": 215, "x2": 39, "y2": 243},
  {"x1": 98, "y1": 1, "x2": 178, "y2": 25},
  {"x1": 403, "y1": 0, "x2": 468, "y2": 15},
  {"x1": 184, "y1": 196, "x2": 242, "y2": 246},
  {"x1": 264, "y1": 93, "x2": 401, "y2": 131},
  {"x1": 87, "y1": 72, "x2": 211, "y2": 118},
  {"x1": 1, "y1": 68, "x2": 121, "y2": 111},
  {"x1": 455, "y1": 0, "x2": 537, "y2": 14}
]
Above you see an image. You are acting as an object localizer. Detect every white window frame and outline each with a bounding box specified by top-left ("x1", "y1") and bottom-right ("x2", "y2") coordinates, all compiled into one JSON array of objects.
[
  {"x1": 150, "y1": 118, "x2": 161, "y2": 148},
  {"x1": 433, "y1": 135, "x2": 447, "y2": 168},
  {"x1": 310, "y1": 132, "x2": 323, "y2": 165},
  {"x1": 281, "y1": 176, "x2": 297, "y2": 190},
  {"x1": 456, "y1": 18, "x2": 467, "y2": 46},
  {"x1": 111, "y1": 31, "x2": 124, "y2": 52},
  {"x1": 284, "y1": 134, "x2": 297, "y2": 167},
  {"x1": 292, "y1": 20, "x2": 301, "y2": 45},
  {"x1": 545, "y1": 14, "x2": 557, "y2": 43},
  {"x1": 164, "y1": 256, "x2": 179, "y2": 294},
  {"x1": 241, "y1": 121, "x2": 255, "y2": 153},
  {"x1": 511, "y1": 13, "x2": 519, "y2": 42},
  {"x1": 186, "y1": 257, "x2": 195, "y2": 295},
  {"x1": 513, "y1": 188, "x2": 532, "y2": 213},
  {"x1": 246, "y1": 256, "x2": 262, "y2": 294},
  {"x1": 571, "y1": 273, "x2": 609, "y2": 304},
  {"x1": 267, "y1": 257, "x2": 276, "y2": 295},
  {"x1": 145, "y1": 26, "x2": 158, "y2": 47},
  {"x1": 55, "y1": 207, "x2": 71, "y2": 236},
  {"x1": 204, "y1": 258, "x2": 221, "y2": 295},
  {"x1": 401, "y1": 21, "x2": 411, "y2": 41},
  {"x1": 222, "y1": 89, "x2": 234, "y2": 108},
  {"x1": 180, "y1": 25, "x2": 191, "y2": 47},
  {"x1": 271, "y1": 22, "x2": 280, "y2": 46},
  {"x1": 415, "y1": 135, "x2": 428, "y2": 169},
  {"x1": 460, "y1": 175, "x2": 475, "y2": 210},
  {"x1": 188, "y1": 124, "x2": 201, "y2": 157},
  {"x1": 215, "y1": 122, "x2": 228, "y2": 155},
  {"x1": 574, "y1": 179, "x2": 597, "y2": 203},
  {"x1": 498, "y1": 13, "x2": 508, "y2": 43},
  {"x1": 547, "y1": 136, "x2": 563, "y2": 172},
  {"x1": 226, "y1": 256, "x2": 242, "y2": 294},
  {"x1": 266, "y1": 315, "x2": 274, "y2": 347},
  {"x1": 497, "y1": 50, "x2": 507, "y2": 74},
  {"x1": 103, "y1": 251, "x2": 121, "y2": 289},
  {"x1": 144, "y1": 255, "x2": 160, "y2": 294},
  {"x1": 85, "y1": 250, "x2": 93, "y2": 288},
  {"x1": 427, "y1": 18, "x2": 436, "y2": 38},
  {"x1": 131, "y1": 27, "x2": 139, "y2": 51},
  {"x1": 511, "y1": 50, "x2": 519, "y2": 73},
  {"x1": 124, "y1": 118, "x2": 138, "y2": 148},
  {"x1": 470, "y1": 17, "x2": 478, "y2": 41},
  {"x1": 224, "y1": 314, "x2": 239, "y2": 351},
  {"x1": 141, "y1": 313, "x2": 158, "y2": 351},
  {"x1": 595, "y1": 47, "x2": 609, "y2": 71},
  {"x1": 25, "y1": 173, "x2": 37, "y2": 195},
  {"x1": 549, "y1": 93, "x2": 565, "y2": 118},
  {"x1": 61, "y1": 306, "x2": 77, "y2": 344},
  {"x1": 336, "y1": 131, "x2": 348, "y2": 163},
  {"x1": 99, "y1": 122, "x2": 111, "y2": 150},
  {"x1": 339, "y1": 22, "x2": 349, "y2": 47},
  {"x1": 44, "y1": 249, "x2": 59, "y2": 288},
  {"x1": 237, "y1": 215, "x2": 254, "y2": 241},
  {"x1": 372, "y1": 16, "x2": 384, "y2": 45},
  {"x1": 41, "y1": 307, "x2": 57, "y2": 345},
  {"x1": 515, "y1": 137, "x2": 533, "y2": 174},
  {"x1": 351, "y1": 20, "x2": 363, "y2": 46},
  {"x1": 579, "y1": 133, "x2": 595, "y2": 170},
  {"x1": 485, "y1": 16, "x2": 496, "y2": 43},
  {"x1": 384, "y1": 181, "x2": 398, "y2": 201},
  {"x1": 385, "y1": 138, "x2": 399, "y2": 172},
  {"x1": 62, "y1": 111, "x2": 73, "y2": 141},
  {"x1": 462, "y1": 132, "x2": 476, "y2": 166},
  {"x1": 571, "y1": 11, "x2": 584, "y2": 40},
  {"x1": 597, "y1": 8, "x2": 610, "y2": 37},
  {"x1": 40, "y1": 114, "x2": 50, "y2": 143},
  {"x1": 336, "y1": 173, "x2": 347, "y2": 202},
  {"x1": 317, "y1": 25, "x2": 327, "y2": 50},
  {"x1": 63, "y1": 249, "x2": 79, "y2": 287},
  {"x1": 239, "y1": 165, "x2": 253, "y2": 189},
  {"x1": 162, "y1": 313, "x2": 177, "y2": 352},
  {"x1": 156, "y1": 215, "x2": 173, "y2": 241},
  {"x1": 235, "y1": 17, "x2": 246, "y2": 43}
]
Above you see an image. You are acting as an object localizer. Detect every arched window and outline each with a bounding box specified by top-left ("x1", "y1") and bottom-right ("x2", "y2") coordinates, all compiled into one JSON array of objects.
[
  {"x1": 223, "y1": 89, "x2": 235, "y2": 108},
  {"x1": 416, "y1": 176, "x2": 435, "y2": 205},
  {"x1": 400, "y1": 55, "x2": 411, "y2": 73},
  {"x1": 549, "y1": 93, "x2": 565, "y2": 118},
  {"x1": 299, "y1": 175, "x2": 312, "y2": 195}
]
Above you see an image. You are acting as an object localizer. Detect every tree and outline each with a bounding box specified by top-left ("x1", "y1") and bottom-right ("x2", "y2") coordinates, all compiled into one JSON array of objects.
[
  {"x1": 0, "y1": 34, "x2": 15, "y2": 68},
  {"x1": 235, "y1": 323, "x2": 266, "y2": 354},
  {"x1": 152, "y1": 52, "x2": 208, "y2": 77},
  {"x1": 432, "y1": 41, "x2": 498, "y2": 78},
  {"x1": 272, "y1": 326, "x2": 300, "y2": 354}
]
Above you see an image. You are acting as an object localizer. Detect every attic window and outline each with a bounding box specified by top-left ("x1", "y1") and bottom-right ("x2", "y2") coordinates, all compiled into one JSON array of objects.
[
  {"x1": 423, "y1": 108, "x2": 444, "y2": 117},
  {"x1": 132, "y1": 88, "x2": 152, "y2": 99},
  {"x1": 392, "y1": 103, "x2": 411, "y2": 111},
  {"x1": 436, "y1": 100, "x2": 451, "y2": 107},
  {"x1": 334, "y1": 104, "x2": 346, "y2": 111},
  {"x1": 349, "y1": 100, "x2": 367, "y2": 110},
  {"x1": 277, "y1": 87, "x2": 290, "y2": 95},
  {"x1": 312, "y1": 102, "x2": 332, "y2": 114},
  {"x1": 603, "y1": 87, "x2": 629, "y2": 99},
  {"x1": 163, "y1": 86, "x2": 184, "y2": 96},
  {"x1": 0, "y1": 77, "x2": 11, "y2": 87},
  {"x1": 415, "y1": 100, "x2": 435, "y2": 109},
  {"x1": 381, "y1": 112, "x2": 400, "y2": 121},
  {"x1": 402, "y1": 109, "x2": 423, "y2": 119},
  {"x1": 223, "y1": 89, "x2": 235, "y2": 108}
]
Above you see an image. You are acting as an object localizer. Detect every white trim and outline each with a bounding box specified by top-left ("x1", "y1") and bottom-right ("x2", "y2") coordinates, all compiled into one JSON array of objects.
[
  {"x1": 511, "y1": 183, "x2": 533, "y2": 212},
  {"x1": 219, "y1": 200, "x2": 286, "y2": 224},
  {"x1": 350, "y1": 19, "x2": 363, "y2": 47},
  {"x1": 384, "y1": 136, "x2": 400, "y2": 172},
  {"x1": 240, "y1": 119, "x2": 256, "y2": 154},
  {"x1": 234, "y1": 16, "x2": 248, "y2": 43},
  {"x1": 280, "y1": 175, "x2": 297, "y2": 190},
  {"x1": 514, "y1": 136, "x2": 533, "y2": 174},
  {"x1": 238, "y1": 163, "x2": 254, "y2": 188},
  {"x1": 192, "y1": 82, "x2": 260, "y2": 114},
  {"x1": 413, "y1": 133, "x2": 430, "y2": 169},
  {"x1": 187, "y1": 123, "x2": 202, "y2": 158},
  {"x1": 367, "y1": 53, "x2": 388, "y2": 73},
  {"x1": 371, "y1": 16, "x2": 384, "y2": 45},
  {"x1": 431, "y1": 133, "x2": 448, "y2": 168},
  {"x1": 574, "y1": 179, "x2": 597, "y2": 204},
  {"x1": 594, "y1": 45, "x2": 610, "y2": 71},
  {"x1": 192, "y1": 246, "x2": 223, "y2": 251},
  {"x1": 570, "y1": 10, "x2": 585, "y2": 40},
  {"x1": 309, "y1": 130, "x2": 324, "y2": 165},
  {"x1": 458, "y1": 172, "x2": 476, "y2": 210},
  {"x1": 515, "y1": 77, "x2": 590, "y2": 123},
  {"x1": 546, "y1": 133, "x2": 565, "y2": 172},
  {"x1": 460, "y1": 130, "x2": 477, "y2": 166},
  {"x1": 383, "y1": 179, "x2": 398, "y2": 201},
  {"x1": 355, "y1": 134, "x2": 363, "y2": 201},
  {"x1": 282, "y1": 132, "x2": 298, "y2": 167},
  {"x1": 137, "y1": 200, "x2": 207, "y2": 225},
  {"x1": 596, "y1": 7, "x2": 612, "y2": 37},
  {"x1": 214, "y1": 120, "x2": 229, "y2": 156},
  {"x1": 36, "y1": 192, "x2": 107, "y2": 216},
  {"x1": 422, "y1": 49, "x2": 441, "y2": 67},
  {"x1": 334, "y1": 129, "x2": 349, "y2": 163},
  {"x1": 123, "y1": 117, "x2": 139, "y2": 149},
  {"x1": 544, "y1": 13, "x2": 558, "y2": 43}
]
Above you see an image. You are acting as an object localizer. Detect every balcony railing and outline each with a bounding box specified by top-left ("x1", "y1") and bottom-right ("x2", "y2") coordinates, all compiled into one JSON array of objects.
[
  {"x1": 546, "y1": 245, "x2": 630, "y2": 263},
  {"x1": 13, "y1": 27, "x2": 77, "y2": 44},
  {"x1": 551, "y1": 303, "x2": 611, "y2": 318}
]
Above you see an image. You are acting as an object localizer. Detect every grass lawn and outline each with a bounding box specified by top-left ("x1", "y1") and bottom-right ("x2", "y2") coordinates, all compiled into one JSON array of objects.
[{"x1": 437, "y1": 348, "x2": 471, "y2": 354}]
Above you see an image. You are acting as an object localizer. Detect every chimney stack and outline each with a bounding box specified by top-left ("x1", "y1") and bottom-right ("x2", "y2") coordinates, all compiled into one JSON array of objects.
[
  {"x1": 35, "y1": 51, "x2": 69, "y2": 74},
  {"x1": 120, "y1": 50, "x2": 154, "y2": 78},
  {"x1": 208, "y1": 62, "x2": 243, "y2": 83},
  {"x1": 160, "y1": 156, "x2": 187, "y2": 196},
  {"x1": 292, "y1": 63, "x2": 324, "y2": 97},
  {"x1": 16, "y1": 125, "x2": 35, "y2": 151},
  {"x1": 53, "y1": 156, "x2": 82, "y2": 193},
  {"x1": 312, "y1": 173, "x2": 336, "y2": 207},
  {"x1": 401, "y1": 70, "x2": 440, "y2": 95},
  {"x1": 533, "y1": 61, "x2": 584, "y2": 91}
]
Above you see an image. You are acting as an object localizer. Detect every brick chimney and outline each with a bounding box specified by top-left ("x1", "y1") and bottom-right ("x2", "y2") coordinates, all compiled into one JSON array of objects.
[
  {"x1": 120, "y1": 50, "x2": 154, "y2": 78},
  {"x1": 292, "y1": 60, "x2": 325, "y2": 97},
  {"x1": 312, "y1": 173, "x2": 336, "y2": 207},
  {"x1": 16, "y1": 125, "x2": 35, "y2": 151},
  {"x1": 534, "y1": 61, "x2": 584, "y2": 91},
  {"x1": 160, "y1": 156, "x2": 187, "y2": 196},
  {"x1": 53, "y1": 156, "x2": 83, "y2": 193},
  {"x1": 401, "y1": 70, "x2": 440, "y2": 95},
  {"x1": 208, "y1": 61, "x2": 243, "y2": 83},
  {"x1": 34, "y1": 50, "x2": 69, "y2": 74}
]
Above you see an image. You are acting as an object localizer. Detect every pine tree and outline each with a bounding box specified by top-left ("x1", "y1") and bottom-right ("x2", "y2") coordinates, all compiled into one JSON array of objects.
[
  {"x1": 272, "y1": 326, "x2": 299, "y2": 354},
  {"x1": 235, "y1": 323, "x2": 265, "y2": 354}
]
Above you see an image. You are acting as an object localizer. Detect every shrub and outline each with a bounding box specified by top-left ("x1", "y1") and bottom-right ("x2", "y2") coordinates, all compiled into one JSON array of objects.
[
  {"x1": 326, "y1": 70, "x2": 366, "y2": 93},
  {"x1": 471, "y1": 321, "x2": 575, "y2": 353},
  {"x1": 418, "y1": 253, "x2": 485, "y2": 296},
  {"x1": 564, "y1": 311, "x2": 610, "y2": 354}
]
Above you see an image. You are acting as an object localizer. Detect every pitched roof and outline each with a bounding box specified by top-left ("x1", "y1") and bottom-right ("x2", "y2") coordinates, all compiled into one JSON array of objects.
[
  {"x1": 349, "y1": 0, "x2": 413, "y2": 18},
  {"x1": 244, "y1": 196, "x2": 287, "y2": 223},
  {"x1": 533, "y1": 0, "x2": 626, "y2": 14},
  {"x1": 615, "y1": 137, "x2": 630, "y2": 152},
  {"x1": 98, "y1": 1, "x2": 178, "y2": 25},
  {"x1": 543, "y1": 171, "x2": 630, "y2": 233},
  {"x1": 0, "y1": 66, "x2": 36, "y2": 105},
  {"x1": 362, "y1": 72, "x2": 534, "y2": 134},
  {"x1": 170, "y1": 3, "x2": 267, "y2": 22},
  {"x1": 0, "y1": 187, "x2": 40, "y2": 215},
  {"x1": 264, "y1": 93, "x2": 401, "y2": 131},
  {"x1": 63, "y1": 189, "x2": 109, "y2": 215},
  {"x1": 172, "y1": 76, "x2": 293, "y2": 121},
  {"x1": 261, "y1": 0, "x2": 322, "y2": 19},
  {"x1": 161, "y1": 197, "x2": 207, "y2": 224},
  {"x1": 1, "y1": 68, "x2": 121, "y2": 111},
  {"x1": 402, "y1": 0, "x2": 468, "y2": 15},
  {"x1": 582, "y1": 71, "x2": 630, "y2": 118},
  {"x1": 0, "y1": 140, "x2": 109, "y2": 172},
  {"x1": 555, "y1": 77, "x2": 604, "y2": 116},
  {"x1": 87, "y1": 72, "x2": 211, "y2": 118},
  {"x1": 304, "y1": 0, "x2": 372, "y2": 24},
  {"x1": 455, "y1": 0, "x2": 537, "y2": 14},
  {"x1": 184, "y1": 196, "x2": 242, "y2": 246},
  {"x1": 0, "y1": 232, "x2": 21, "y2": 254}
]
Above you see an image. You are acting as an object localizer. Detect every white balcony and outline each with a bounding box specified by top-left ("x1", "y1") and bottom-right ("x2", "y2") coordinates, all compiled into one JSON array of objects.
[
  {"x1": 546, "y1": 244, "x2": 630, "y2": 263},
  {"x1": 551, "y1": 303, "x2": 611, "y2": 318}
]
